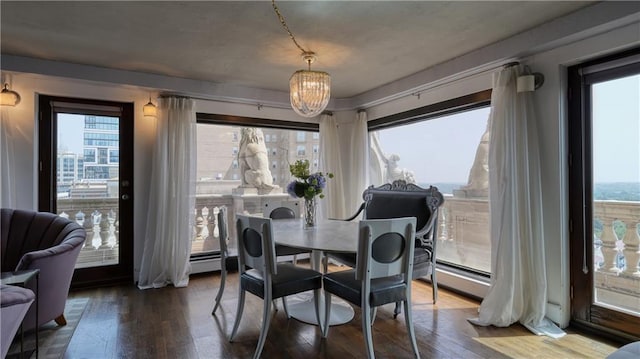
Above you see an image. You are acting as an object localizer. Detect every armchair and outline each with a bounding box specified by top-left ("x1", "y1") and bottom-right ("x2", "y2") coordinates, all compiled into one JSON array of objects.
[
  {"x1": 1, "y1": 209, "x2": 86, "y2": 331},
  {"x1": 326, "y1": 180, "x2": 444, "y2": 309}
]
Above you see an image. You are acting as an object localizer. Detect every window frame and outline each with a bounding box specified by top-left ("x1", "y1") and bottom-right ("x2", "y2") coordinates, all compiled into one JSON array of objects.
[{"x1": 367, "y1": 89, "x2": 492, "y2": 278}]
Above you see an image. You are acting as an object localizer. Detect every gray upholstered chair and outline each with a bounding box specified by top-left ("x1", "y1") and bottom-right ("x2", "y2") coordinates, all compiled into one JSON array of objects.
[
  {"x1": 1, "y1": 284, "x2": 35, "y2": 358},
  {"x1": 263, "y1": 200, "x2": 310, "y2": 263},
  {"x1": 1, "y1": 209, "x2": 86, "y2": 330},
  {"x1": 230, "y1": 215, "x2": 324, "y2": 359},
  {"x1": 326, "y1": 180, "x2": 444, "y2": 315},
  {"x1": 322, "y1": 217, "x2": 420, "y2": 358},
  {"x1": 212, "y1": 206, "x2": 230, "y2": 315}
]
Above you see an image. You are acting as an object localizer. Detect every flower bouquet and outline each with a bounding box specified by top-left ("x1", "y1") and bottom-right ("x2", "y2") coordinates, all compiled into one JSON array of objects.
[{"x1": 286, "y1": 159, "x2": 333, "y2": 227}]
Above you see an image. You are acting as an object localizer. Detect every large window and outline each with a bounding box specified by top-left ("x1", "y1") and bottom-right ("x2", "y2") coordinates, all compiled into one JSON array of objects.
[
  {"x1": 568, "y1": 49, "x2": 640, "y2": 338},
  {"x1": 192, "y1": 114, "x2": 319, "y2": 259},
  {"x1": 369, "y1": 90, "x2": 492, "y2": 274}
]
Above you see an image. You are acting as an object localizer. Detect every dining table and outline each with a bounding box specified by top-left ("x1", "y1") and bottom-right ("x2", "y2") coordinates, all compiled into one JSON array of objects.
[{"x1": 272, "y1": 218, "x2": 360, "y2": 326}]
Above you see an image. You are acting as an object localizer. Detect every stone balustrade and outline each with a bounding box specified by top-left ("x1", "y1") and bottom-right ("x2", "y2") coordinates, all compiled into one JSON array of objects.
[
  {"x1": 593, "y1": 200, "x2": 640, "y2": 314},
  {"x1": 59, "y1": 194, "x2": 638, "y2": 315}
]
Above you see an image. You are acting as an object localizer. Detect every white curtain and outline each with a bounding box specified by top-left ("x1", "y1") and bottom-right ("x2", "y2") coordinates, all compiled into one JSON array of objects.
[
  {"x1": 319, "y1": 113, "x2": 347, "y2": 219},
  {"x1": 468, "y1": 65, "x2": 564, "y2": 338},
  {"x1": 138, "y1": 97, "x2": 196, "y2": 289},
  {"x1": 0, "y1": 108, "x2": 16, "y2": 208},
  {"x1": 347, "y1": 111, "x2": 369, "y2": 214}
]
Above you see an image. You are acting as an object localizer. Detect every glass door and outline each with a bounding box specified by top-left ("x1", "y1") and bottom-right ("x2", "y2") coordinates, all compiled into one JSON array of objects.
[
  {"x1": 568, "y1": 49, "x2": 640, "y2": 339},
  {"x1": 39, "y1": 96, "x2": 133, "y2": 287}
]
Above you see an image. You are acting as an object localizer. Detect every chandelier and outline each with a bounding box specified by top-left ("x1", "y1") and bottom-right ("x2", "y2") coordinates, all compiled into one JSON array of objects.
[{"x1": 272, "y1": 1, "x2": 331, "y2": 117}]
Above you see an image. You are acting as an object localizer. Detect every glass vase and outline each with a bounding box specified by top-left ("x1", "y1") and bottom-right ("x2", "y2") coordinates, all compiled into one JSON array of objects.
[{"x1": 303, "y1": 197, "x2": 317, "y2": 229}]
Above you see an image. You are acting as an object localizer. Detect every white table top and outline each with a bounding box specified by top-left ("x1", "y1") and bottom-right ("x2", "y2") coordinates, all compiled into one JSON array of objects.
[{"x1": 272, "y1": 219, "x2": 359, "y2": 253}]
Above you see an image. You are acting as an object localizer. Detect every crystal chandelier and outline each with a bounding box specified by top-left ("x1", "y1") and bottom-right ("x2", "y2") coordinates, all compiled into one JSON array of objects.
[{"x1": 272, "y1": 1, "x2": 331, "y2": 117}]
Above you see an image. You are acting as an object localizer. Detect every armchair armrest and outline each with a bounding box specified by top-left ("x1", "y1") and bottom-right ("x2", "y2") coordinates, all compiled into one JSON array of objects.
[{"x1": 329, "y1": 202, "x2": 365, "y2": 222}]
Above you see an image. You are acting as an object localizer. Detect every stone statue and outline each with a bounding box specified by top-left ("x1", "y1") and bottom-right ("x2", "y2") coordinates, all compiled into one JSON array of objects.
[
  {"x1": 384, "y1": 154, "x2": 416, "y2": 184},
  {"x1": 238, "y1": 127, "x2": 276, "y2": 193},
  {"x1": 455, "y1": 121, "x2": 490, "y2": 198}
]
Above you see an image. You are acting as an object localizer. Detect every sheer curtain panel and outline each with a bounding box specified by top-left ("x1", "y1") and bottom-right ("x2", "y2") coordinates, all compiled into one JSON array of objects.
[
  {"x1": 468, "y1": 65, "x2": 564, "y2": 338},
  {"x1": 0, "y1": 108, "x2": 16, "y2": 208},
  {"x1": 138, "y1": 97, "x2": 196, "y2": 289},
  {"x1": 347, "y1": 111, "x2": 370, "y2": 215},
  {"x1": 319, "y1": 113, "x2": 347, "y2": 220}
]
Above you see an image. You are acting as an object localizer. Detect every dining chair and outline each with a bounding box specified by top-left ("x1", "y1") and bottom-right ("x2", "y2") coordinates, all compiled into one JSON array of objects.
[
  {"x1": 322, "y1": 217, "x2": 420, "y2": 358},
  {"x1": 230, "y1": 214, "x2": 324, "y2": 359},
  {"x1": 263, "y1": 200, "x2": 311, "y2": 264},
  {"x1": 212, "y1": 206, "x2": 229, "y2": 315},
  {"x1": 326, "y1": 180, "x2": 444, "y2": 316}
]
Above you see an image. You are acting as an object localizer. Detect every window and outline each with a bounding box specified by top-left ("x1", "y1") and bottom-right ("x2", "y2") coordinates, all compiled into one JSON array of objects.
[
  {"x1": 193, "y1": 114, "x2": 320, "y2": 263},
  {"x1": 568, "y1": 49, "x2": 640, "y2": 338},
  {"x1": 313, "y1": 159, "x2": 318, "y2": 168},
  {"x1": 84, "y1": 149, "x2": 96, "y2": 163},
  {"x1": 297, "y1": 145, "x2": 306, "y2": 156},
  {"x1": 232, "y1": 132, "x2": 238, "y2": 142},
  {"x1": 98, "y1": 148, "x2": 108, "y2": 164},
  {"x1": 313, "y1": 145, "x2": 319, "y2": 154},
  {"x1": 297, "y1": 131, "x2": 306, "y2": 142},
  {"x1": 313, "y1": 132, "x2": 319, "y2": 140},
  {"x1": 109, "y1": 150, "x2": 119, "y2": 163},
  {"x1": 369, "y1": 90, "x2": 492, "y2": 275}
]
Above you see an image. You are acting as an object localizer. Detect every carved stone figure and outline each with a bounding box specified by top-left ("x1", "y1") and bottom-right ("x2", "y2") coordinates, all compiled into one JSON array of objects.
[
  {"x1": 384, "y1": 154, "x2": 416, "y2": 184},
  {"x1": 237, "y1": 127, "x2": 276, "y2": 193},
  {"x1": 455, "y1": 122, "x2": 490, "y2": 198}
]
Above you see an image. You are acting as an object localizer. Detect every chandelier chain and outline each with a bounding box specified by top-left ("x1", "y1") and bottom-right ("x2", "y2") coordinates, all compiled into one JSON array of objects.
[{"x1": 272, "y1": 0, "x2": 308, "y2": 55}]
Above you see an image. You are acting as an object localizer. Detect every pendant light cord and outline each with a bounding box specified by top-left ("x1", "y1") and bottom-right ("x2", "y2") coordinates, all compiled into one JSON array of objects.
[{"x1": 272, "y1": 0, "x2": 308, "y2": 54}]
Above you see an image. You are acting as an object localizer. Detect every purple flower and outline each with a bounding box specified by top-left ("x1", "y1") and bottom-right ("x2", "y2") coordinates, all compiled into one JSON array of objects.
[
  {"x1": 286, "y1": 181, "x2": 298, "y2": 197},
  {"x1": 308, "y1": 173, "x2": 326, "y2": 190}
]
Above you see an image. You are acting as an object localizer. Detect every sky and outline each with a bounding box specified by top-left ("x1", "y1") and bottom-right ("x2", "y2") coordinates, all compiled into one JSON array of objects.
[
  {"x1": 592, "y1": 74, "x2": 640, "y2": 183},
  {"x1": 376, "y1": 107, "x2": 490, "y2": 184},
  {"x1": 57, "y1": 114, "x2": 85, "y2": 154}
]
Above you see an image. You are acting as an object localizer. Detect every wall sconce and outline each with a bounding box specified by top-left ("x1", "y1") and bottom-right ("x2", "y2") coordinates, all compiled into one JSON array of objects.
[
  {"x1": 0, "y1": 83, "x2": 21, "y2": 106},
  {"x1": 143, "y1": 96, "x2": 157, "y2": 118}
]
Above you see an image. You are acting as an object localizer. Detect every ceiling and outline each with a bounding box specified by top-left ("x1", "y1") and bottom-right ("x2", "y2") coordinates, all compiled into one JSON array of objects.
[{"x1": 1, "y1": 1, "x2": 596, "y2": 100}]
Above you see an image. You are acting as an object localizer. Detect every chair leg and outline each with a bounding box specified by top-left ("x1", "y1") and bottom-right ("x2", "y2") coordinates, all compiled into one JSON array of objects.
[
  {"x1": 393, "y1": 301, "x2": 402, "y2": 319},
  {"x1": 432, "y1": 271, "x2": 438, "y2": 304},
  {"x1": 322, "y1": 255, "x2": 328, "y2": 274},
  {"x1": 403, "y1": 299, "x2": 420, "y2": 359},
  {"x1": 313, "y1": 289, "x2": 324, "y2": 335},
  {"x1": 229, "y1": 289, "x2": 246, "y2": 341},
  {"x1": 54, "y1": 314, "x2": 67, "y2": 326},
  {"x1": 292, "y1": 254, "x2": 298, "y2": 265},
  {"x1": 322, "y1": 291, "x2": 331, "y2": 338},
  {"x1": 362, "y1": 303, "x2": 375, "y2": 358},
  {"x1": 281, "y1": 297, "x2": 290, "y2": 318},
  {"x1": 212, "y1": 259, "x2": 227, "y2": 315},
  {"x1": 253, "y1": 297, "x2": 274, "y2": 359},
  {"x1": 371, "y1": 307, "x2": 377, "y2": 325}
]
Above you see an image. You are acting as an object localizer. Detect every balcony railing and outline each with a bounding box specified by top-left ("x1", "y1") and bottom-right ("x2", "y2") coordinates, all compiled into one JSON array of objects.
[
  {"x1": 59, "y1": 194, "x2": 638, "y2": 315},
  {"x1": 593, "y1": 200, "x2": 640, "y2": 315}
]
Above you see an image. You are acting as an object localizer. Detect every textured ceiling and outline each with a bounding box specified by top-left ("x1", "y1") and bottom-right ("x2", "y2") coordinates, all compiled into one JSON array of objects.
[{"x1": 1, "y1": 1, "x2": 595, "y2": 99}]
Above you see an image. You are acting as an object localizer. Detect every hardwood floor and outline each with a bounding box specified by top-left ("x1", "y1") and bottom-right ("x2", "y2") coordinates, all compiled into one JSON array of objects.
[{"x1": 65, "y1": 264, "x2": 619, "y2": 358}]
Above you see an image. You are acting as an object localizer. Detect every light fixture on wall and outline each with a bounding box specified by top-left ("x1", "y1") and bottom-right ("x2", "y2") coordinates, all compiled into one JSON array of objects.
[
  {"x1": 0, "y1": 83, "x2": 21, "y2": 106},
  {"x1": 143, "y1": 96, "x2": 157, "y2": 118},
  {"x1": 272, "y1": 0, "x2": 331, "y2": 118}
]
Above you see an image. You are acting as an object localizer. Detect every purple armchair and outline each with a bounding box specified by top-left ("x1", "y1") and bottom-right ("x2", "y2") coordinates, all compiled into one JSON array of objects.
[
  {"x1": 1, "y1": 284, "x2": 35, "y2": 358},
  {"x1": 1, "y1": 209, "x2": 86, "y2": 331}
]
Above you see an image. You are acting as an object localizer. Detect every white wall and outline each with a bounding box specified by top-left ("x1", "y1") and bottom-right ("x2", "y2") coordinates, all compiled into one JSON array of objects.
[
  {"x1": 360, "y1": 22, "x2": 640, "y2": 327},
  {"x1": 1, "y1": 11, "x2": 637, "y2": 327}
]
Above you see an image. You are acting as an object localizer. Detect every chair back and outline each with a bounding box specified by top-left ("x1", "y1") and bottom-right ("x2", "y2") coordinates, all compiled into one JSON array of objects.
[
  {"x1": 217, "y1": 206, "x2": 229, "y2": 255},
  {"x1": 363, "y1": 180, "x2": 443, "y2": 234},
  {"x1": 235, "y1": 215, "x2": 277, "y2": 277},
  {"x1": 356, "y1": 217, "x2": 416, "y2": 283},
  {"x1": 263, "y1": 200, "x2": 300, "y2": 219}
]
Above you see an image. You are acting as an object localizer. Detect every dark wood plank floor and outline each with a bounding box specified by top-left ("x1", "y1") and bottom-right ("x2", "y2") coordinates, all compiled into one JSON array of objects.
[{"x1": 65, "y1": 264, "x2": 618, "y2": 358}]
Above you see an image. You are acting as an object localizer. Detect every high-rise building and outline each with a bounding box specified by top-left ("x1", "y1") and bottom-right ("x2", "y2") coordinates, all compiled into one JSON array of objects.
[{"x1": 83, "y1": 116, "x2": 119, "y2": 180}]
